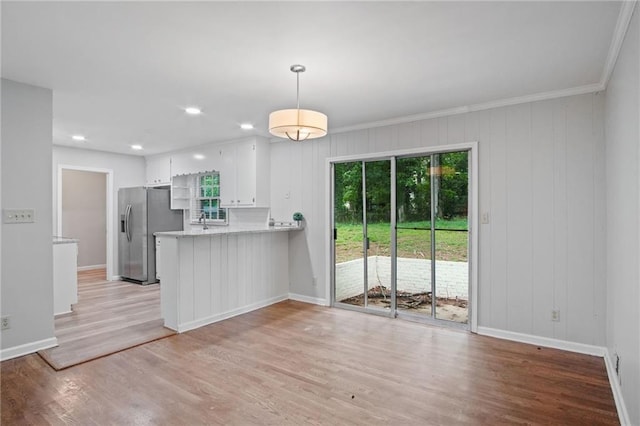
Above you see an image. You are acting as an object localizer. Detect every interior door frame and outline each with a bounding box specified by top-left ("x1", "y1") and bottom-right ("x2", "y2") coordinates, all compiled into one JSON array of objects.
[
  {"x1": 57, "y1": 165, "x2": 115, "y2": 281},
  {"x1": 326, "y1": 141, "x2": 479, "y2": 332}
]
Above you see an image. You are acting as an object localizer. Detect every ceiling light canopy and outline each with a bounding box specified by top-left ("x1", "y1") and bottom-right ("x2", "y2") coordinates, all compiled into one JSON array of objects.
[
  {"x1": 185, "y1": 106, "x2": 202, "y2": 115},
  {"x1": 269, "y1": 64, "x2": 327, "y2": 142},
  {"x1": 240, "y1": 123, "x2": 254, "y2": 130},
  {"x1": 131, "y1": 144, "x2": 143, "y2": 150}
]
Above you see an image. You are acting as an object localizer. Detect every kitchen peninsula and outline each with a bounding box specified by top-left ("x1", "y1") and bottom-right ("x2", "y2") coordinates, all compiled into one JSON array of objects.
[{"x1": 155, "y1": 225, "x2": 299, "y2": 332}]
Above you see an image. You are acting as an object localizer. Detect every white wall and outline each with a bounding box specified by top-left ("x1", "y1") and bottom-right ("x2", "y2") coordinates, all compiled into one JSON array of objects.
[
  {"x1": 271, "y1": 92, "x2": 606, "y2": 347},
  {"x1": 1, "y1": 79, "x2": 56, "y2": 356},
  {"x1": 605, "y1": 5, "x2": 639, "y2": 425},
  {"x1": 53, "y1": 146, "x2": 145, "y2": 279},
  {"x1": 61, "y1": 169, "x2": 107, "y2": 268}
]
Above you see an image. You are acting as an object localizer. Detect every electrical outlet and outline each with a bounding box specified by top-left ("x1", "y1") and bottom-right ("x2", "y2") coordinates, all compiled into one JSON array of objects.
[
  {"x1": 481, "y1": 212, "x2": 490, "y2": 224},
  {"x1": 312, "y1": 277, "x2": 317, "y2": 286},
  {"x1": 1, "y1": 316, "x2": 10, "y2": 330},
  {"x1": 551, "y1": 309, "x2": 560, "y2": 322}
]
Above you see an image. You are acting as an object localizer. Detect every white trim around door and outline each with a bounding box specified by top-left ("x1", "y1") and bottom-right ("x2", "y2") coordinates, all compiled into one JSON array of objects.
[{"x1": 325, "y1": 141, "x2": 479, "y2": 332}]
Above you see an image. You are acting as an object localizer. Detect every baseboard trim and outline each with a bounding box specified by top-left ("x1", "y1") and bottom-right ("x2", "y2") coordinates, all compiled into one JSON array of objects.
[
  {"x1": 77, "y1": 264, "x2": 106, "y2": 271},
  {"x1": 476, "y1": 327, "x2": 606, "y2": 357},
  {"x1": 288, "y1": 293, "x2": 328, "y2": 306},
  {"x1": 0, "y1": 337, "x2": 58, "y2": 362},
  {"x1": 604, "y1": 348, "x2": 631, "y2": 425},
  {"x1": 177, "y1": 294, "x2": 289, "y2": 333},
  {"x1": 110, "y1": 275, "x2": 121, "y2": 281},
  {"x1": 475, "y1": 327, "x2": 632, "y2": 420}
]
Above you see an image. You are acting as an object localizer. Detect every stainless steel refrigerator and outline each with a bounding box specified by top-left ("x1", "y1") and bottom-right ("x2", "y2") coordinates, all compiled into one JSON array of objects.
[{"x1": 118, "y1": 187, "x2": 183, "y2": 284}]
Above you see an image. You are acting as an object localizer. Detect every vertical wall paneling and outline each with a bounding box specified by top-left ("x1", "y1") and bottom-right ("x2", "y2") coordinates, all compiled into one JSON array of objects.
[
  {"x1": 178, "y1": 237, "x2": 195, "y2": 324},
  {"x1": 591, "y1": 93, "x2": 607, "y2": 345},
  {"x1": 565, "y1": 95, "x2": 597, "y2": 344},
  {"x1": 158, "y1": 231, "x2": 290, "y2": 332},
  {"x1": 438, "y1": 117, "x2": 449, "y2": 145},
  {"x1": 531, "y1": 100, "x2": 556, "y2": 338},
  {"x1": 210, "y1": 235, "x2": 222, "y2": 314},
  {"x1": 397, "y1": 121, "x2": 421, "y2": 150},
  {"x1": 489, "y1": 108, "x2": 509, "y2": 330},
  {"x1": 447, "y1": 114, "x2": 466, "y2": 144},
  {"x1": 505, "y1": 103, "x2": 534, "y2": 333},
  {"x1": 193, "y1": 236, "x2": 211, "y2": 318},
  {"x1": 236, "y1": 235, "x2": 248, "y2": 306},
  {"x1": 272, "y1": 93, "x2": 606, "y2": 347},
  {"x1": 420, "y1": 118, "x2": 439, "y2": 147},
  {"x1": 219, "y1": 235, "x2": 229, "y2": 313},
  {"x1": 160, "y1": 237, "x2": 179, "y2": 329},
  {"x1": 477, "y1": 110, "x2": 493, "y2": 326},
  {"x1": 552, "y1": 101, "x2": 569, "y2": 341},
  {"x1": 227, "y1": 235, "x2": 238, "y2": 310}
]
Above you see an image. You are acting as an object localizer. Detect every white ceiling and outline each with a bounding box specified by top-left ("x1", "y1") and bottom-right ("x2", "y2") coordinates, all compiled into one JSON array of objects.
[{"x1": 1, "y1": 1, "x2": 622, "y2": 156}]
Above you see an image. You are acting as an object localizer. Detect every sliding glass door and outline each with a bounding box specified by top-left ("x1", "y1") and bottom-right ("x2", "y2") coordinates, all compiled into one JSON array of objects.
[
  {"x1": 333, "y1": 160, "x2": 392, "y2": 314},
  {"x1": 395, "y1": 152, "x2": 469, "y2": 324},
  {"x1": 332, "y1": 150, "x2": 470, "y2": 326}
]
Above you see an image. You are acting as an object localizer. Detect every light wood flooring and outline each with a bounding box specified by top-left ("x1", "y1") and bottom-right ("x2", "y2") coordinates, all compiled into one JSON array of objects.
[
  {"x1": 4, "y1": 300, "x2": 618, "y2": 424},
  {"x1": 38, "y1": 269, "x2": 175, "y2": 370}
]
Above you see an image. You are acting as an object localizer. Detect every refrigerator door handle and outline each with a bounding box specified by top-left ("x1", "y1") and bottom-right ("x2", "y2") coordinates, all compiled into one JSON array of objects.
[{"x1": 125, "y1": 204, "x2": 132, "y2": 242}]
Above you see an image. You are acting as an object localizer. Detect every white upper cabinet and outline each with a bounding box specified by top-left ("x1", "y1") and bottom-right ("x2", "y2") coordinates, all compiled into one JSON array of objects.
[
  {"x1": 171, "y1": 147, "x2": 220, "y2": 177},
  {"x1": 218, "y1": 145, "x2": 237, "y2": 207},
  {"x1": 219, "y1": 137, "x2": 270, "y2": 208},
  {"x1": 145, "y1": 154, "x2": 172, "y2": 186}
]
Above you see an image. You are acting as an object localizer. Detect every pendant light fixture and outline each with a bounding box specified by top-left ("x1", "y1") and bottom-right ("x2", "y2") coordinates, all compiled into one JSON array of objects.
[{"x1": 269, "y1": 64, "x2": 328, "y2": 141}]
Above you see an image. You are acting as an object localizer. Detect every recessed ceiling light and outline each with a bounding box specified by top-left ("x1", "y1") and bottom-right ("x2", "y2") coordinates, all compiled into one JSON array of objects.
[
  {"x1": 185, "y1": 107, "x2": 202, "y2": 115},
  {"x1": 131, "y1": 144, "x2": 143, "y2": 150},
  {"x1": 193, "y1": 154, "x2": 205, "y2": 160},
  {"x1": 71, "y1": 135, "x2": 86, "y2": 141},
  {"x1": 240, "y1": 123, "x2": 254, "y2": 130}
]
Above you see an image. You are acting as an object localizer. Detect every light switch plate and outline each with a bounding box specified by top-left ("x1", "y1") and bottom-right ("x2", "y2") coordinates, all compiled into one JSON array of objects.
[{"x1": 3, "y1": 209, "x2": 36, "y2": 223}]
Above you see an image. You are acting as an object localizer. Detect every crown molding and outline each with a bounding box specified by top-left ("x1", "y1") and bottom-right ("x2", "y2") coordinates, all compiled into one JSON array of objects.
[
  {"x1": 329, "y1": 83, "x2": 604, "y2": 136},
  {"x1": 600, "y1": 1, "x2": 637, "y2": 88}
]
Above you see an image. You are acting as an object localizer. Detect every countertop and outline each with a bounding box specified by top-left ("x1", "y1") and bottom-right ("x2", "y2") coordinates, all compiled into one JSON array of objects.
[
  {"x1": 53, "y1": 236, "x2": 79, "y2": 245},
  {"x1": 155, "y1": 225, "x2": 302, "y2": 238}
]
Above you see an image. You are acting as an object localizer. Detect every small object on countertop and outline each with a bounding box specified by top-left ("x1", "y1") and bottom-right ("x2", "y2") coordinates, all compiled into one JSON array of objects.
[{"x1": 269, "y1": 217, "x2": 275, "y2": 227}]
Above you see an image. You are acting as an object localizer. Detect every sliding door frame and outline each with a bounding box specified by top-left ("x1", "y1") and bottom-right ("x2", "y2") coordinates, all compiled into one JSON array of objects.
[{"x1": 326, "y1": 141, "x2": 479, "y2": 332}]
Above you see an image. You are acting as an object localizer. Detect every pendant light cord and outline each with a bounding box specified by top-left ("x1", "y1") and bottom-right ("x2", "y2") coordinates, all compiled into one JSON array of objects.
[{"x1": 296, "y1": 70, "x2": 300, "y2": 110}]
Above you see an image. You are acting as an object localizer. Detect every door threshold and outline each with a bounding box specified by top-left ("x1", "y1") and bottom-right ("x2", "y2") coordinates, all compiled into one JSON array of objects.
[{"x1": 396, "y1": 311, "x2": 470, "y2": 331}]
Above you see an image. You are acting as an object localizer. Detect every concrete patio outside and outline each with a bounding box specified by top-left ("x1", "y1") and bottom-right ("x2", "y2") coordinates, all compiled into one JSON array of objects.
[{"x1": 335, "y1": 256, "x2": 468, "y2": 302}]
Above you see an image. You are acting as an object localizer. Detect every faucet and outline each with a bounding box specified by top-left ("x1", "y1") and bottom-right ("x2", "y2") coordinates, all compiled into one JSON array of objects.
[{"x1": 199, "y1": 212, "x2": 209, "y2": 230}]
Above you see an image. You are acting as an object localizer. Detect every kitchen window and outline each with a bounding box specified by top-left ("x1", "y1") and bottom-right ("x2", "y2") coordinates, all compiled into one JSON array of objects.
[{"x1": 191, "y1": 172, "x2": 226, "y2": 223}]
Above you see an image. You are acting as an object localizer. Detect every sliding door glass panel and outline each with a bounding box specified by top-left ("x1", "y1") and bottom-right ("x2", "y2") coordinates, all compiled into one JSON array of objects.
[
  {"x1": 433, "y1": 151, "x2": 469, "y2": 324},
  {"x1": 334, "y1": 161, "x2": 365, "y2": 307},
  {"x1": 396, "y1": 156, "x2": 433, "y2": 317},
  {"x1": 364, "y1": 160, "x2": 392, "y2": 311}
]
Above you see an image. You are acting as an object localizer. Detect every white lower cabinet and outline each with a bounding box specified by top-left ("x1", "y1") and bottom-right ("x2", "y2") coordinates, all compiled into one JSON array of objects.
[
  {"x1": 53, "y1": 241, "x2": 78, "y2": 316},
  {"x1": 158, "y1": 231, "x2": 289, "y2": 332}
]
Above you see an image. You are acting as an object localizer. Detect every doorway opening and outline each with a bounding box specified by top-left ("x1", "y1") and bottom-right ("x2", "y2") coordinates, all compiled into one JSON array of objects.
[
  {"x1": 60, "y1": 169, "x2": 108, "y2": 278},
  {"x1": 330, "y1": 145, "x2": 477, "y2": 330},
  {"x1": 57, "y1": 165, "x2": 114, "y2": 280}
]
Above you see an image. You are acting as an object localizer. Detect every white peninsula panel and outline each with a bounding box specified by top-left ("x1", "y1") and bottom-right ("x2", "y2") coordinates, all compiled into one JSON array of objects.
[{"x1": 157, "y1": 228, "x2": 291, "y2": 332}]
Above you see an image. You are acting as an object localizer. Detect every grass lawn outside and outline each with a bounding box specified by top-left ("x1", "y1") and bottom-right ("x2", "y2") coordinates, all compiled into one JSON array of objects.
[{"x1": 335, "y1": 219, "x2": 468, "y2": 264}]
